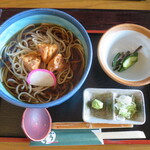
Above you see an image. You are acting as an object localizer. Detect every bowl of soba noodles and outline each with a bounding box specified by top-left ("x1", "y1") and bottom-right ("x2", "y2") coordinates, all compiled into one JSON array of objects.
[{"x1": 0, "y1": 8, "x2": 92, "y2": 108}]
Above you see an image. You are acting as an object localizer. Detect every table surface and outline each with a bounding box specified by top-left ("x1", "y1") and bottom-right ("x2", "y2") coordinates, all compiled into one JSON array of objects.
[
  {"x1": 0, "y1": 0, "x2": 150, "y2": 10},
  {"x1": 0, "y1": 1, "x2": 150, "y2": 150}
]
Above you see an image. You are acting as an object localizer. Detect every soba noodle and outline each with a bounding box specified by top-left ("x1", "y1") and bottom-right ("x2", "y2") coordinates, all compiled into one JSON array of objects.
[{"x1": 1, "y1": 23, "x2": 85, "y2": 104}]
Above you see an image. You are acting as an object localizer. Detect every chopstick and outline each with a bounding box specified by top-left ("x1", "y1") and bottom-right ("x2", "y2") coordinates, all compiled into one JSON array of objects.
[
  {"x1": 93, "y1": 131, "x2": 146, "y2": 139},
  {"x1": 52, "y1": 122, "x2": 133, "y2": 129}
]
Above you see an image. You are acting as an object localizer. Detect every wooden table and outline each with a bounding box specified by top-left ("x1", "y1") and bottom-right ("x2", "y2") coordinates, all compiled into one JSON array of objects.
[
  {"x1": 0, "y1": 0, "x2": 150, "y2": 10},
  {"x1": 0, "y1": 0, "x2": 150, "y2": 150}
]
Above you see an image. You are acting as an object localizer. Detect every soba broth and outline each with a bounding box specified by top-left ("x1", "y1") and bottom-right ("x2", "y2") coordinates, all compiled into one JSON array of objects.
[{"x1": 1, "y1": 23, "x2": 85, "y2": 104}]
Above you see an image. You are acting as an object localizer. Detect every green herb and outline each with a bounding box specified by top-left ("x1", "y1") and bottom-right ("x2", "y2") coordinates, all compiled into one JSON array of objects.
[{"x1": 114, "y1": 95, "x2": 137, "y2": 120}]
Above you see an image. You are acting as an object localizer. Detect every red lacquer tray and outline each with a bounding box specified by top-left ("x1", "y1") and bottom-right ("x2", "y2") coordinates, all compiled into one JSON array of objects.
[{"x1": 0, "y1": 8, "x2": 150, "y2": 145}]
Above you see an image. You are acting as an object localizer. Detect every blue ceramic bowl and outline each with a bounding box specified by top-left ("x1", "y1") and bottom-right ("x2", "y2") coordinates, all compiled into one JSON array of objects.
[{"x1": 0, "y1": 8, "x2": 93, "y2": 108}]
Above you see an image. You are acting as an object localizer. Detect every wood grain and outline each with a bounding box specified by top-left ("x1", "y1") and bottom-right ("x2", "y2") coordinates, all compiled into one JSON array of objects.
[
  {"x1": 52, "y1": 122, "x2": 133, "y2": 129},
  {"x1": 0, "y1": 0, "x2": 150, "y2": 10}
]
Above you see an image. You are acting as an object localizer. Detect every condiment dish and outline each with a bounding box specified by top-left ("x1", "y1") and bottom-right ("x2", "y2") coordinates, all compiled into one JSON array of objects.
[{"x1": 82, "y1": 88, "x2": 146, "y2": 125}]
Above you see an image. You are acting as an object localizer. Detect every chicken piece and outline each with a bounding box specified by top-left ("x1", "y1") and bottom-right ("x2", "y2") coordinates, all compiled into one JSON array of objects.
[
  {"x1": 47, "y1": 54, "x2": 66, "y2": 72},
  {"x1": 21, "y1": 51, "x2": 41, "y2": 72},
  {"x1": 37, "y1": 43, "x2": 58, "y2": 64}
]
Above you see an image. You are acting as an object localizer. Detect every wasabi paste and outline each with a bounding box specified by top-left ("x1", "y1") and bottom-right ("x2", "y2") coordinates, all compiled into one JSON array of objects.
[{"x1": 91, "y1": 99, "x2": 103, "y2": 110}]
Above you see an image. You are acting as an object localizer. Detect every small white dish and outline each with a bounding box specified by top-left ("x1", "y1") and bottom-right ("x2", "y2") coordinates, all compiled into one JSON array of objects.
[
  {"x1": 97, "y1": 23, "x2": 150, "y2": 86},
  {"x1": 82, "y1": 88, "x2": 146, "y2": 125}
]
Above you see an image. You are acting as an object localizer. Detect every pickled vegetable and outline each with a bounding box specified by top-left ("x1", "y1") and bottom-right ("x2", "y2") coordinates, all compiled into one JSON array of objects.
[{"x1": 112, "y1": 46, "x2": 142, "y2": 72}]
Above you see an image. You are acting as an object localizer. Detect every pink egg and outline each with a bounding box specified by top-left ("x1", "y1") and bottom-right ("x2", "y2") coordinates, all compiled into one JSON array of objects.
[{"x1": 22, "y1": 108, "x2": 52, "y2": 141}]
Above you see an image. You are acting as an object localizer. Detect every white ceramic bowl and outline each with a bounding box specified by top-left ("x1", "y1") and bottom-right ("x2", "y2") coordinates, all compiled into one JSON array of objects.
[
  {"x1": 97, "y1": 23, "x2": 150, "y2": 86},
  {"x1": 82, "y1": 88, "x2": 146, "y2": 125}
]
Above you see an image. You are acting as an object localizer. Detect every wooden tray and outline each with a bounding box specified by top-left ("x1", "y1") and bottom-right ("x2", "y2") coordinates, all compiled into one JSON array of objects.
[{"x1": 0, "y1": 8, "x2": 150, "y2": 144}]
